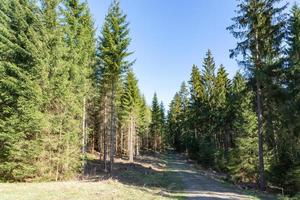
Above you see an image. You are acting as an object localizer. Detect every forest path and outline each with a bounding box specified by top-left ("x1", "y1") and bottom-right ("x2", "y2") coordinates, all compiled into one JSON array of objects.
[{"x1": 162, "y1": 153, "x2": 269, "y2": 200}]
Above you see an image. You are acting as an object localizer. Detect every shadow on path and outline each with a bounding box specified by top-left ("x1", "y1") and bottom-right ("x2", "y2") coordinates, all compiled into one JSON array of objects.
[{"x1": 84, "y1": 152, "x2": 273, "y2": 200}]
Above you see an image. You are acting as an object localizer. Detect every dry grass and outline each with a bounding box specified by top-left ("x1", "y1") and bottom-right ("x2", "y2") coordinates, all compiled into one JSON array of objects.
[
  {"x1": 0, "y1": 153, "x2": 184, "y2": 200},
  {"x1": 0, "y1": 179, "x2": 178, "y2": 200}
]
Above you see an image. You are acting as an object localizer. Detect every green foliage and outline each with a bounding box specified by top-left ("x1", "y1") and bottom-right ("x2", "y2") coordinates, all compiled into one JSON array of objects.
[
  {"x1": 0, "y1": 0, "x2": 96, "y2": 181},
  {"x1": 228, "y1": 72, "x2": 258, "y2": 182},
  {"x1": 0, "y1": 0, "x2": 46, "y2": 181}
]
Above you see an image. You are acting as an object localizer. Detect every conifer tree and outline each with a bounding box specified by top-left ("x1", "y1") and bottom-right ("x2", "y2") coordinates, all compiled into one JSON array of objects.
[
  {"x1": 202, "y1": 50, "x2": 216, "y2": 143},
  {"x1": 159, "y1": 101, "x2": 166, "y2": 149},
  {"x1": 138, "y1": 96, "x2": 151, "y2": 150},
  {"x1": 150, "y1": 93, "x2": 161, "y2": 151},
  {"x1": 167, "y1": 93, "x2": 183, "y2": 152},
  {"x1": 228, "y1": 72, "x2": 258, "y2": 182},
  {"x1": 120, "y1": 70, "x2": 140, "y2": 162},
  {"x1": 97, "y1": 0, "x2": 132, "y2": 172},
  {"x1": 213, "y1": 65, "x2": 230, "y2": 158},
  {"x1": 187, "y1": 65, "x2": 205, "y2": 157},
  {"x1": 0, "y1": 0, "x2": 46, "y2": 181},
  {"x1": 228, "y1": 0, "x2": 287, "y2": 190},
  {"x1": 62, "y1": 0, "x2": 96, "y2": 169}
]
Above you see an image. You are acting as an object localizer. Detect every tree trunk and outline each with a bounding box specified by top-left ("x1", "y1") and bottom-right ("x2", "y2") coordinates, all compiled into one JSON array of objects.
[
  {"x1": 121, "y1": 127, "x2": 124, "y2": 156},
  {"x1": 128, "y1": 117, "x2": 134, "y2": 162},
  {"x1": 82, "y1": 97, "x2": 87, "y2": 174},
  {"x1": 257, "y1": 79, "x2": 266, "y2": 191},
  {"x1": 135, "y1": 121, "x2": 139, "y2": 156},
  {"x1": 110, "y1": 81, "x2": 116, "y2": 172},
  {"x1": 104, "y1": 95, "x2": 108, "y2": 172},
  {"x1": 255, "y1": 29, "x2": 266, "y2": 191}
]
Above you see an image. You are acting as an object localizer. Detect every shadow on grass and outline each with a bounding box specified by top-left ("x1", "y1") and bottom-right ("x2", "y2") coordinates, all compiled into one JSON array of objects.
[
  {"x1": 83, "y1": 152, "x2": 188, "y2": 199},
  {"x1": 83, "y1": 152, "x2": 271, "y2": 200}
]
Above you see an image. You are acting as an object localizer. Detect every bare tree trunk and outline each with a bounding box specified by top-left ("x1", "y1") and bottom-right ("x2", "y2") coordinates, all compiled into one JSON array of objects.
[
  {"x1": 120, "y1": 127, "x2": 124, "y2": 157},
  {"x1": 135, "y1": 121, "x2": 139, "y2": 156},
  {"x1": 110, "y1": 81, "x2": 116, "y2": 172},
  {"x1": 146, "y1": 130, "x2": 149, "y2": 150},
  {"x1": 154, "y1": 127, "x2": 157, "y2": 152},
  {"x1": 128, "y1": 117, "x2": 134, "y2": 162},
  {"x1": 82, "y1": 97, "x2": 87, "y2": 174},
  {"x1": 104, "y1": 95, "x2": 108, "y2": 172},
  {"x1": 255, "y1": 29, "x2": 266, "y2": 191},
  {"x1": 257, "y1": 79, "x2": 266, "y2": 191}
]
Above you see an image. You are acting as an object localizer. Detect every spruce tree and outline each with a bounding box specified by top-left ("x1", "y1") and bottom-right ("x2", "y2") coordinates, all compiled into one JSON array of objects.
[
  {"x1": 150, "y1": 93, "x2": 161, "y2": 151},
  {"x1": 159, "y1": 101, "x2": 166, "y2": 150},
  {"x1": 213, "y1": 65, "x2": 230, "y2": 161},
  {"x1": 62, "y1": 0, "x2": 96, "y2": 170},
  {"x1": 187, "y1": 65, "x2": 205, "y2": 158},
  {"x1": 120, "y1": 70, "x2": 140, "y2": 162},
  {"x1": 97, "y1": 0, "x2": 133, "y2": 172},
  {"x1": 0, "y1": 0, "x2": 46, "y2": 181},
  {"x1": 138, "y1": 95, "x2": 151, "y2": 150},
  {"x1": 228, "y1": 72, "x2": 258, "y2": 182},
  {"x1": 228, "y1": 0, "x2": 287, "y2": 190}
]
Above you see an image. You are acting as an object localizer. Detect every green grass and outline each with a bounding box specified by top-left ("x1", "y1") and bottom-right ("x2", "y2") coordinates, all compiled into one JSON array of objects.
[
  {"x1": 0, "y1": 153, "x2": 186, "y2": 200},
  {"x1": 0, "y1": 180, "x2": 179, "y2": 200}
]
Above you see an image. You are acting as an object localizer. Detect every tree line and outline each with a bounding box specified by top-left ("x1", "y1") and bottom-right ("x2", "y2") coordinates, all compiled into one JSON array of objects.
[
  {"x1": 0, "y1": 0, "x2": 166, "y2": 181},
  {"x1": 166, "y1": 1, "x2": 300, "y2": 195},
  {"x1": 0, "y1": 0, "x2": 299, "y2": 197}
]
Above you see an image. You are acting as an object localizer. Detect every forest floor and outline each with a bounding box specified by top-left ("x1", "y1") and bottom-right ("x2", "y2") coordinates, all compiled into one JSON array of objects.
[{"x1": 0, "y1": 151, "x2": 277, "y2": 200}]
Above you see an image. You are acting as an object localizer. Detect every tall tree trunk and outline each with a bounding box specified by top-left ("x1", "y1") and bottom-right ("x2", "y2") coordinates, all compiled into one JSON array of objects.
[
  {"x1": 255, "y1": 29, "x2": 266, "y2": 191},
  {"x1": 110, "y1": 81, "x2": 116, "y2": 172},
  {"x1": 257, "y1": 79, "x2": 266, "y2": 191},
  {"x1": 121, "y1": 127, "x2": 124, "y2": 157},
  {"x1": 104, "y1": 95, "x2": 108, "y2": 172},
  {"x1": 129, "y1": 117, "x2": 134, "y2": 162},
  {"x1": 135, "y1": 120, "x2": 139, "y2": 156},
  {"x1": 82, "y1": 97, "x2": 87, "y2": 174}
]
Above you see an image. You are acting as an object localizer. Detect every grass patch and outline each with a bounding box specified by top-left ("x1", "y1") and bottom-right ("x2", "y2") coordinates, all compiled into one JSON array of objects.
[{"x1": 0, "y1": 180, "x2": 179, "y2": 200}]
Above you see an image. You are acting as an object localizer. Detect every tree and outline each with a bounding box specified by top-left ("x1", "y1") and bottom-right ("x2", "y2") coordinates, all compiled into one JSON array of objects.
[
  {"x1": 0, "y1": 0, "x2": 46, "y2": 181},
  {"x1": 213, "y1": 65, "x2": 230, "y2": 160},
  {"x1": 150, "y1": 93, "x2": 161, "y2": 151},
  {"x1": 228, "y1": 0, "x2": 287, "y2": 190},
  {"x1": 138, "y1": 95, "x2": 151, "y2": 150},
  {"x1": 187, "y1": 65, "x2": 205, "y2": 159},
  {"x1": 120, "y1": 70, "x2": 140, "y2": 162},
  {"x1": 62, "y1": 0, "x2": 96, "y2": 174},
  {"x1": 159, "y1": 101, "x2": 166, "y2": 149},
  {"x1": 228, "y1": 72, "x2": 258, "y2": 182},
  {"x1": 97, "y1": 0, "x2": 133, "y2": 172}
]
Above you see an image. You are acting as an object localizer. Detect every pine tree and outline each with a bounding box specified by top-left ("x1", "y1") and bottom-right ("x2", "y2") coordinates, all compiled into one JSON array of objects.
[
  {"x1": 97, "y1": 0, "x2": 133, "y2": 172},
  {"x1": 0, "y1": 0, "x2": 46, "y2": 181},
  {"x1": 150, "y1": 93, "x2": 161, "y2": 151},
  {"x1": 213, "y1": 65, "x2": 230, "y2": 163},
  {"x1": 138, "y1": 95, "x2": 151, "y2": 150},
  {"x1": 287, "y1": 5, "x2": 300, "y2": 134},
  {"x1": 202, "y1": 50, "x2": 216, "y2": 143},
  {"x1": 187, "y1": 65, "x2": 205, "y2": 158},
  {"x1": 167, "y1": 93, "x2": 183, "y2": 152},
  {"x1": 120, "y1": 70, "x2": 140, "y2": 162},
  {"x1": 62, "y1": 0, "x2": 96, "y2": 171},
  {"x1": 228, "y1": 72, "x2": 258, "y2": 182},
  {"x1": 159, "y1": 101, "x2": 166, "y2": 150},
  {"x1": 228, "y1": 0, "x2": 287, "y2": 190}
]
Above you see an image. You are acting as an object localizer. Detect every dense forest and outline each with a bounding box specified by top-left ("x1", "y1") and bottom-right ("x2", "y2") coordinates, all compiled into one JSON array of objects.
[{"x1": 0, "y1": 0, "x2": 299, "y2": 197}]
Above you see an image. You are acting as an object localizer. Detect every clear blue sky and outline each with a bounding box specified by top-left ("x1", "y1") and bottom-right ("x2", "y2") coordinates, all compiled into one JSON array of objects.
[{"x1": 86, "y1": 0, "x2": 298, "y2": 107}]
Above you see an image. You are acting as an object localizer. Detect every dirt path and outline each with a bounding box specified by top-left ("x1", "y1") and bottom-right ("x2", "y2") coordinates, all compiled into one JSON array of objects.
[{"x1": 163, "y1": 153, "x2": 269, "y2": 200}]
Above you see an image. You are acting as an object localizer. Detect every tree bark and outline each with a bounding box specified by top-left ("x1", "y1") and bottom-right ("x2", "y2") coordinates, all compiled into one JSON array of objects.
[
  {"x1": 256, "y1": 79, "x2": 266, "y2": 191},
  {"x1": 82, "y1": 97, "x2": 87, "y2": 174},
  {"x1": 254, "y1": 28, "x2": 266, "y2": 191},
  {"x1": 104, "y1": 95, "x2": 108, "y2": 172},
  {"x1": 128, "y1": 117, "x2": 134, "y2": 162},
  {"x1": 110, "y1": 81, "x2": 116, "y2": 172}
]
